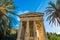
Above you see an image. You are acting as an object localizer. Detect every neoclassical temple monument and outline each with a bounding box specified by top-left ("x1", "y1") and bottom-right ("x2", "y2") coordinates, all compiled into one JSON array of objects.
[{"x1": 17, "y1": 12, "x2": 47, "y2": 40}]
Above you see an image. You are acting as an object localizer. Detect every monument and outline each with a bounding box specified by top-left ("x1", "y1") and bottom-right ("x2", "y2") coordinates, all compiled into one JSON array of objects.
[{"x1": 17, "y1": 12, "x2": 47, "y2": 40}]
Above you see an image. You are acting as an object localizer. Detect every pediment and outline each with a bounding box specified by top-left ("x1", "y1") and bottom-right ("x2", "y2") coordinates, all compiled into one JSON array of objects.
[{"x1": 20, "y1": 12, "x2": 44, "y2": 18}]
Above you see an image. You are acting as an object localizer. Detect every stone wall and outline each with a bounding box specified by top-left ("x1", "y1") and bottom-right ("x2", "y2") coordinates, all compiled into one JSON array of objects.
[{"x1": 36, "y1": 21, "x2": 47, "y2": 40}]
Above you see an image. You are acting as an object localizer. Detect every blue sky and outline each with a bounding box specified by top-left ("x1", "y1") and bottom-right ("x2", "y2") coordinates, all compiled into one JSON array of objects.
[{"x1": 13, "y1": 0, "x2": 60, "y2": 34}]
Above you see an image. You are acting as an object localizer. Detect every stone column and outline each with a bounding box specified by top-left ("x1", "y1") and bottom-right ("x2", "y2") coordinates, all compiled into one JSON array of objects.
[
  {"x1": 17, "y1": 21, "x2": 22, "y2": 40},
  {"x1": 34, "y1": 21, "x2": 38, "y2": 40},
  {"x1": 25, "y1": 21, "x2": 30, "y2": 40}
]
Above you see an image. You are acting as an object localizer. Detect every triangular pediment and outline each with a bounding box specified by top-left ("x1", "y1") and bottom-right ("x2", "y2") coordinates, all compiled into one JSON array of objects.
[{"x1": 20, "y1": 12, "x2": 44, "y2": 18}]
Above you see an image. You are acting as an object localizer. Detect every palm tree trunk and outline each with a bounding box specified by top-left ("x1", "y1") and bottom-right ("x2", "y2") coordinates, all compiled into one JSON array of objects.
[{"x1": 3, "y1": 28, "x2": 6, "y2": 36}]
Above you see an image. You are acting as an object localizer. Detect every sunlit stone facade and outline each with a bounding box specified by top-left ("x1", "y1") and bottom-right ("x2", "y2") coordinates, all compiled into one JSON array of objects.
[{"x1": 17, "y1": 12, "x2": 47, "y2": 40}]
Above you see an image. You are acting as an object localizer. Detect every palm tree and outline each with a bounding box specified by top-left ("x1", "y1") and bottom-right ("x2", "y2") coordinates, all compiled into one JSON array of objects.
[
  {"x1": 0, "y1": 0, "x2": 17, "y2": 36},
  {"x1": 46, "y1": 0, "x2": 60, "y2": 25}
]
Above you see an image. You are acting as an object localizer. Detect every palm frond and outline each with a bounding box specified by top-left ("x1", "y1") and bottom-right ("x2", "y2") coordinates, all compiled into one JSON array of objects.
[
  {"x1": 45, "y1": 9, "x2": 54, "y2": 16},
  {"x1": 47, "y1": 13, "x2": 53, "y2": 21},
  {"x1": 49, "y1": 15, "x2": 56, "y2": 24},
  {"x1": 56, "y1": 0, "x2": 60, "y2": 5},
  {"x1": 49, "y1": 1, "x2": 57, "y2": 10},
  {"x1": 46, "y1": 6, "x2": 54, "y2": 9},
  {"x1": 56, "y1": 17, "x2": 60, "y2": 24}
]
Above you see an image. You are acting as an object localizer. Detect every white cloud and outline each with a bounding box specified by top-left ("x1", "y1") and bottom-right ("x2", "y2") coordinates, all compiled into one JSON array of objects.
[
  {"x1": 17, "y1": 17, "x2": 20, "y2": 21},
  {"x1": 16, "y1": 10, "x2": 29, "y2": 21},
  {"x1": 57, "y1": 32, "x2": 60, "y2": 34},
  {"x1": 23, "y1": 11, "x2": 29, "y2": 13},
  {"x1": 17, "y1": 10, "x2": 29, "y2": 15},
  {"x1": 16, "y1": 24, "x2": 19, "y2": 26}
]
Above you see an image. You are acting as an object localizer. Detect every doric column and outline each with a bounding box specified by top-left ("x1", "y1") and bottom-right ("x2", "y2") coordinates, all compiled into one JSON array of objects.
[
  {"x1": 34, "y1": 21, "x2": 38, "y2": 40},
  {"x1": 25, "y1": 21, "x2": 30, "y2": 40},
  {"x1": 17, "y1": 21, "x2": 23, "y2": 40}
]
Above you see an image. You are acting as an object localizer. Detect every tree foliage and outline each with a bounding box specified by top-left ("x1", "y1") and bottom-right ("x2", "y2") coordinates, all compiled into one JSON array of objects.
[
  {"x1": 46, "y1": 0, "x2": 60, "y2": 25},
  {"x1": 47, "y1": 33, "x2": 60, "y2": 40},
  {"x1": 0, "y1": 0, "x2": 18, "y2": 36}
]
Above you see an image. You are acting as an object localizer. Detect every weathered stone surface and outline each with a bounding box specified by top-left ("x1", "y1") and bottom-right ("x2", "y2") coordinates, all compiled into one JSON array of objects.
[{"x1": 17, "y1": 12, "x2": 47, "y2": 40}]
